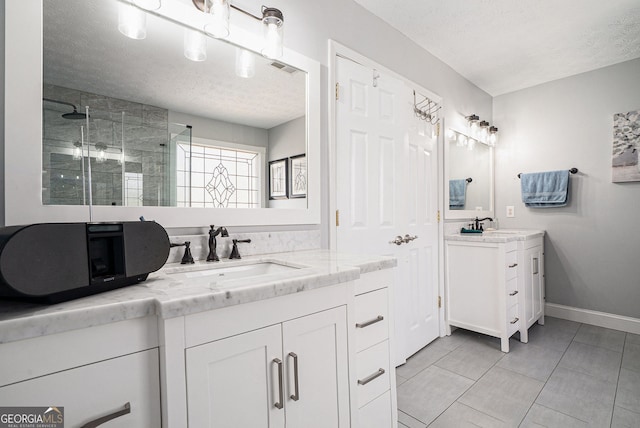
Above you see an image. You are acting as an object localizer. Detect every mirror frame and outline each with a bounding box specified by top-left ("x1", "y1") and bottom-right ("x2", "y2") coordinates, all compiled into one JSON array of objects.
[
  {"x1": 4, "y1": 0, "x2": 321, "y2": 228},
  {"x1": 444, "y1": 126, "x2": 495, "y2": 220}
]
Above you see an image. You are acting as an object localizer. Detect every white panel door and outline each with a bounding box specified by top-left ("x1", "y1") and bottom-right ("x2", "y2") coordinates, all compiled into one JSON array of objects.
[
  {"x1": 186, "y1": 325, "x2": 285, "y2": 428},
  {"x1": 282, "y1": 306, "x2": 350, "y2": 428},
  {"x1": 336, "y1": 56, "x2": 439, "y2": 363}
]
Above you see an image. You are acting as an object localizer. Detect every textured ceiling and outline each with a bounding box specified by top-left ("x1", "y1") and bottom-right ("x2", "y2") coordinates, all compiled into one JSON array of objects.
[
  {"x1": 353, "y1": 0, "x2": 640, "y2": 96},
  {"x1": 43, "y1": 0, "x2": 305, "y2": 129}
]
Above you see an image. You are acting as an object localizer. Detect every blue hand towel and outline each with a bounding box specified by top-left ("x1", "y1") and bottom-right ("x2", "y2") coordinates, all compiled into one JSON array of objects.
[
  {"x1": 521, "y1": 170, "x2": 570, "y2": 208},
  {"x1": 449, "y1": 179, "x2": 466, "y2": 209}
]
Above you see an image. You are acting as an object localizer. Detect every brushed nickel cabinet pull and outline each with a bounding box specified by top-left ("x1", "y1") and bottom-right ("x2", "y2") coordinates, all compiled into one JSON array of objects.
[
  {"x1": 509, "y1": 263, "x2": 518, "y2": 268},
  {"x1": 510, "y1": 317, "x2": 519, "y2": 324},
  {"x1": 274, "y1": 358, "x2": 284, "y2": 409},
  {"x1": 289, "y1": 352, "x2": 300, "y2": 401},
  {"x1": 509, "y1": 290, "x2": 518, "y2": 296},
  {"x1": 356, "y1": 315, "x2": 384, "y2": 328},
  {"x1": 358, "y1": 368, "x2": 385, "y2": 386},
  {"x1": 81, "y1": 402, "x2": 131, "y2": 428}
]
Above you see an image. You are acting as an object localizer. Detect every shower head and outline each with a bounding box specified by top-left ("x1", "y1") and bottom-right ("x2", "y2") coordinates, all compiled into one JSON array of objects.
[
  {"x1": 43, "y1": 98, "x2": 88, "y2": 120},
  {"x1": 62, "y1": 108, "x2": 88, "y2": 120}
]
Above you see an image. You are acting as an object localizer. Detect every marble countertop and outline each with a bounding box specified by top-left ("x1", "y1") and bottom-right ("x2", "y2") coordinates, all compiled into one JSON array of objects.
[
  {"x1": 445, "y1": 229, "x2": 545, "y2": 243},
  {"x1": 0, "y1": 250, "x2": 396, "y2": 344}
]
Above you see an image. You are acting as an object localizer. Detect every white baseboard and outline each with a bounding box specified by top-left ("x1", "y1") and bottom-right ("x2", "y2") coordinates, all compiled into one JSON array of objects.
[{"x1": 545, "y1": 303, "x2": 640, "y2": 335}]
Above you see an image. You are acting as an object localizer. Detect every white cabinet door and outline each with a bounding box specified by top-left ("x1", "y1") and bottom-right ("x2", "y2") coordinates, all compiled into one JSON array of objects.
[
  {"x1": 524, "y1": 245, "x2": 544, "y2": 327},
  {"x1": 186, "y1": 325, "x2": 285, "y2": 428},
  {"x1": 282, "y1": 306, "x2": 350, "y2": 428},
  {"x1": 0, "y1": 349, "x2": 161, "y2": 427}
]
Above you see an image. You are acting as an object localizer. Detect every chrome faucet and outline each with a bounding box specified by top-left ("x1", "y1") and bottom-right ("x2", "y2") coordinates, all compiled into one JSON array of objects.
[
  {"x1": 474, "y1": 217, "x2": 494, "y2": 231},
  {"x1": 207, "y1": 225, "x2": 229, "y2": 262}
]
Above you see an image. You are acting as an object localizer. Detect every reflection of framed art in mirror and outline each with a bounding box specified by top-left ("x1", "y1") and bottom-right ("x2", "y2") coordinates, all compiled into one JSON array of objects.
[
  {"x1": 269, "y1": 158, "x2": 288, "y2": 200},
  {"x1": 289, "y1": 154, "x2": 307, "y2": 198}
]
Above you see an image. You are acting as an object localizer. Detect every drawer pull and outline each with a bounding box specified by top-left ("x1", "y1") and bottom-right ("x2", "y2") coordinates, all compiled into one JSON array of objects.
[
  {"x1": 81, "y1": 402, "x2": 130, "y2": 428},
  {"x1": 509, "y1": 263, "x2": 518, "y2": 268},
  {"x1": 509, "y1": 290, "x2": 518, "y2": 296},
  {"x1": 356, "y1": 315, "x2": 384, "y2": 328},
  {"x1": 289, "y1": 352, "x2": 300, "y2": 401},
  {"x1": 358, "y1": 368, "x2": 385, "y2": 386},
  {"x1": 510, "y1": 317, "x2": 519, "y2": 324},
  {"x1": 274, "y1": 358, "x2": 284, "y2": 409}
]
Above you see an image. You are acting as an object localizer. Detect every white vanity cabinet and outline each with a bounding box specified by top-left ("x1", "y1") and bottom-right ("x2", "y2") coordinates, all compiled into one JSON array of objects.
[
  {"x1": 352, "y1": 269, "x2": 398, "y2": 428},
  {"x1": 445, "y1": 240, "x2": 520, "y2": 352},
  {"x1": 444, "y1": 232, "x2": 545, "y2": 352},
  {"x1": 0, "y1": 318, "x2": 161, "y2": 427},
  {"x1": 172, "y1": 284, "x2": 352, "y2": 428}
]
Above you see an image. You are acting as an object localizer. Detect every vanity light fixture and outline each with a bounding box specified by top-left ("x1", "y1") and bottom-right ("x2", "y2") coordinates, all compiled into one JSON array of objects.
[
  {"x1": 95, "y1": 143, "x2": 108, "y2": 163},
  {"x1": 488, "y1": 126, "x2": 498, "y2": 146},
  {"x1": 118, "y1": 1, "x2": 147, "y2": 40},
  {"x1": 72, "y1": 142, "x2": 83, "y2": 161},
  {"x1": 203, "y1": 0, "x2": 230, "y2": 38},
  {"x1": 193, "y1": 0, "x2": 285, "y2": 59},
  {"x1": 478, "y1": 120, "x2": 490, "y2": 141},
  {"x1": 235, "y1": 47, "x2": 256, "y2": 78},
  {"x1": 184, "y1": 28, "x2": 208, "y2": 61},
  {"x1": 466, "y1": 114, "x2": 480, "y2": 132}
]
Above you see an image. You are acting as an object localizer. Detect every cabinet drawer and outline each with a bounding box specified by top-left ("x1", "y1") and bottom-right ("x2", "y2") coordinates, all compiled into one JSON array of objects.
[
  {"x1": 355, "y1": 269, "x2": 393, "y2": 295},
  {"x1": 354, "y1": 288, "x2": 389, "y2": 352},
  {"x1": 0, "y1": 349, "x2": 161, "y2": 427},
  {"x1": 507, "y1": 304, "x2": 520, "y2": 334},
  {"x1": 506, "y1": 277, "x2": 519, "y2": 307},
  {"x1": 358, "y1": 390, "x2": 392, "y2": 428},
  {"x1": 356, "y1": 340, "x2": 391, "y2": 408},
  {"x1": 505, "y1": 251, "x2": 518, "y2": 279}
]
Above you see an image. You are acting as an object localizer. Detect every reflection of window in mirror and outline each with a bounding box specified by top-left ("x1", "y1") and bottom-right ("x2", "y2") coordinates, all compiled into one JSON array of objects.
[{"x1": 176, "y1": 141, "x2": 263, "y2": 208}]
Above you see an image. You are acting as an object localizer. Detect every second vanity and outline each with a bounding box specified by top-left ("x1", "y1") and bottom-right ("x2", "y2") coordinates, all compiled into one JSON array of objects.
[
  {"x1": 444, "y1": 229, "x2": 545, "y2": 352},
  {"x1": 0, "y1": 250, "x2": 397, "y2": 428}
]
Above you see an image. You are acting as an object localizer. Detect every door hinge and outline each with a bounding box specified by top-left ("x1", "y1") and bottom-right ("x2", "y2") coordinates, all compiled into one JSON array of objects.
[
  {"x1": 336, "y1": 209, "x2": 340, "y2": 227},
  {"x1": 335, "y1": 83, "x2": 339, "y2": 101},
  {"x1": 436, "y1": 122, "x2": 441, "y2": 137},
  {"x1": 438, "y1": 296, "x2": 442, "y2": 308},
  {"x1": 437, "y1": 210, "x2": 441, "y2": 223}
]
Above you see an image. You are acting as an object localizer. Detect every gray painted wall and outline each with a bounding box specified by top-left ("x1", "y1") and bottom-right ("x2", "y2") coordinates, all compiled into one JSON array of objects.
[
  {"x1": 493, "y1": 58, "x2": 640, "y2": 319},
  {"x1": 268, "y1": 116, "x2": 306, "y2": 209}
]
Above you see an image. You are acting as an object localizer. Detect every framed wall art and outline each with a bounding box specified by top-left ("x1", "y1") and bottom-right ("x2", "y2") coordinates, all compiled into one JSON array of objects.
[
  {"x1": 269, "y1": 158, "x2": 288, "y2": 199},
  {"x1": 289, "y1": 154, "x2": 307, "y2": 198}
]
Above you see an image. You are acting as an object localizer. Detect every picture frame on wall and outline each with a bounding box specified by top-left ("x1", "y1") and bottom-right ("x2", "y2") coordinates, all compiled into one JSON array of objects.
[
  {"x1": 269, "y1": 158, "x2": 288, "y2": 200},
  {"x1": 289, "y1": 154, "x2": 307, "y2": 198}
]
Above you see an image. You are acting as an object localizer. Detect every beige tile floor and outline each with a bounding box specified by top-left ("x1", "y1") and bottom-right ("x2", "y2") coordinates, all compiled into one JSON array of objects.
[{"x1": 396, "y1": 317, "x2": 640, "y2": 427}]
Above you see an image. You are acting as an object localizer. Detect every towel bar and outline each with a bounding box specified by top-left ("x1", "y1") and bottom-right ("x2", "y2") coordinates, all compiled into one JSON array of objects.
[{"x1": 518, "y1": 168, "x2": 578, "y2": 178}]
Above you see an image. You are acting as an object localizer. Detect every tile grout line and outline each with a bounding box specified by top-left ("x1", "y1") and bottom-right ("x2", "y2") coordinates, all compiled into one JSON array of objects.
[
  {"x1": 516, "y1": 321, "x2": 582, "y2": 427},
  {"x1": 610, "y1": 332, "x2": 628, "y2": 427}
]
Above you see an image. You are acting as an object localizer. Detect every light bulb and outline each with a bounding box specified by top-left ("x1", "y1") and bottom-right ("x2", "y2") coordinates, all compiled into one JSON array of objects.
[
  {"x1": 118, "y1": 2, "x2": 147, "y2": 40},
  {"x1": 235, "y1": 48, "x2": 256, "y2": 78},
  {"x1": 72, "y1": 142, "x2": 82, "y2": 161},
  {"x1": 204, "y1": 0, "x2": 230, "y2": 38},
  {"x1": 261, "y1": 8, "x2": 284, "y2": 59},
  {"x1": 95, "y1": 144, "x2": 107, "y2": 163},
  {"x1": 446, "y1": 129, "x2": 456, "y2": 141},
  {"x1": 468, "y1": 139, "x2": 476, "y2": 151},
  {"x1": 184, "y1": 28, "x2": 207, "y2": 62},
  {"x1": 457, "y1": 133, "x2": 467, "y2": 147}
]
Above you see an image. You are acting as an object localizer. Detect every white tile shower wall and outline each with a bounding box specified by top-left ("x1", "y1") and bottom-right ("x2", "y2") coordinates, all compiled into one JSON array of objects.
[{"x1": 166, "y1": 229, "x2": 322, "y2": 264}]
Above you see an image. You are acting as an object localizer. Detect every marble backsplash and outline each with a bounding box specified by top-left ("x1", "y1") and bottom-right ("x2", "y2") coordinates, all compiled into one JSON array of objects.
[{"x1": 166, "y1": 229, "x2": 322, "y2": 264}]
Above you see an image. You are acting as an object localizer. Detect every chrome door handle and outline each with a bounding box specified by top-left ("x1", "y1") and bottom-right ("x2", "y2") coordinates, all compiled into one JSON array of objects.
[
  {"x1": 274, "y1": 358, "x2": 284, "y2": 409},
  {"x1": 403, "y1": 234, "x2": 418, "y2": 243},
  {"x1": 358, "y1": 368, "x2": 385, "y2": 385},
  {"x1": 81, "y1": 402, "x2": 131, "y2": 428},
  {"x1": 289, "y1": 352, "x2": 300, "y2": 401},
  {"x1": 389, "y1": 236, "x2": 404, "y2": 245}
]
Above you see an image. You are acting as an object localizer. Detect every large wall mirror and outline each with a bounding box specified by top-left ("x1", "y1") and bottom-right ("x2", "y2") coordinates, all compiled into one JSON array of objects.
[
  {"x1": 4, "y1": 0, "x2": 321, "y2": 227},
  {"x1": 444, "y1": 128, "x2": 494, "y2": 220}
]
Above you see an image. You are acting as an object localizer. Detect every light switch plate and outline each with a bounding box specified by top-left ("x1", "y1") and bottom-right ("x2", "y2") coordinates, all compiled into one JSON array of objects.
[{"x1": 506, "y1": 206, "x2": 515, "y2": 217}]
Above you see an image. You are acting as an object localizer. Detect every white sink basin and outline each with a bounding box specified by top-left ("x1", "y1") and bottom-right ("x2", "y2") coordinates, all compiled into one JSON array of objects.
[
  {"x1": 167, "y1": 262, "x2": 300, "y2": 282},
  {"x1": 483, "y1": 229, "x2": 526, "y2": 234}
]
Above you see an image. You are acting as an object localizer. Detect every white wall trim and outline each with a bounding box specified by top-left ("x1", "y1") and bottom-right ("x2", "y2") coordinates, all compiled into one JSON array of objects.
[{"x1": 545, "y1": 303, "x2": 640, "y2": 335}]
